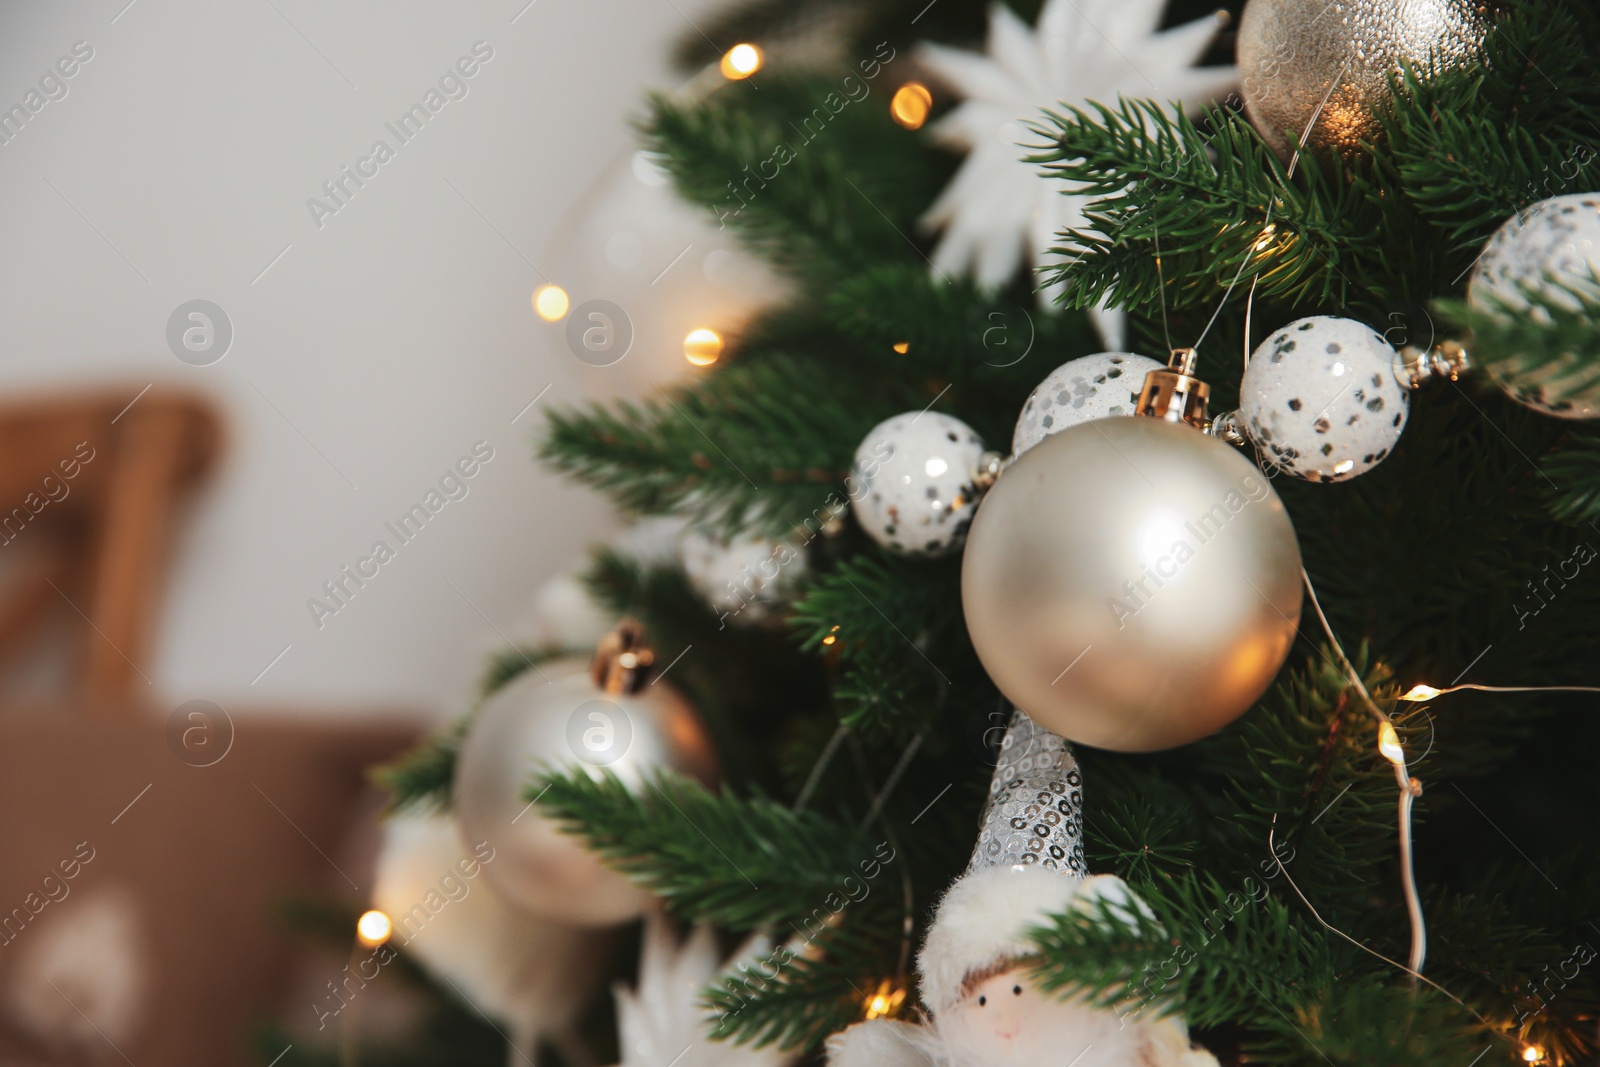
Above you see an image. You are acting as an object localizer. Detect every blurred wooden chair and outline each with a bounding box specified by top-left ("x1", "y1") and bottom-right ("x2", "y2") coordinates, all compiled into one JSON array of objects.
[{"x1": 0, "y1": 387, "x2": 222, "y2": 706}]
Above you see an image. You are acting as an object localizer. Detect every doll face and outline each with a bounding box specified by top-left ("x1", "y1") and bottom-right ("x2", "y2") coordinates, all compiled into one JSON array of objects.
[
  {"x1": 943, "y1": 966, "x2": 1036, "y2": 1046},
  {"x1": 938, "y1": 964, "x2": 1135, "y2": 1067}
]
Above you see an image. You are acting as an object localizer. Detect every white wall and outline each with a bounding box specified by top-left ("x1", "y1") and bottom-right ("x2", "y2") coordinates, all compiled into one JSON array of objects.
[{"x1": 0, "y1": 0, "x2": 731, "y2": 717}]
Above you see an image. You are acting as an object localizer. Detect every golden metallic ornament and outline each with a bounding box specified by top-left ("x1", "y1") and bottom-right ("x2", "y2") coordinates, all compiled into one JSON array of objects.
[
  {"x1": 961, "y1": 417, "x2": 1302, "y2": 752},
  {"x1": 454, "y1": 658, "x2": 716, "y2": 925},
  {"x1": 1237, "y1": 0, "x2": 1488, "y2": 161}
]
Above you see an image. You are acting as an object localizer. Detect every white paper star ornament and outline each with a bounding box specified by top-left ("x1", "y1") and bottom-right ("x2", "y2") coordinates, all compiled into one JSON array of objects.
[{"x1": 917, "y1": 0, "x2": 1236, "y2": 346}]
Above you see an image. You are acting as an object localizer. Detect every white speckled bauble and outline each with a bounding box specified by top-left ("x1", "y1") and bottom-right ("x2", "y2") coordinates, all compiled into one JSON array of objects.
[
  {"x1": 1012, "y1": 352, "x2": 1165, "y2": 458},
  {"x1": 1469, "y1": 193, "x2": 1600, "y2": 418},
  {"x1": 850, "y1": 412, "x2": 988, "y2": 556},
  {"x1": 1237, "y1": 0, "x2": 1486, "y2": 161},
  {"x1": 1240, "y1": 316, "x2": 1409, "y2": 482},
  {"x1": 453, "y1": 660, "x2": 716, "y2": 926},
  {"x1": 679, "y1": 527, "x2": 806, "y2": 622},
  {"x1": 962, "y1": 418, "x2": 1302, "y2": 752}
]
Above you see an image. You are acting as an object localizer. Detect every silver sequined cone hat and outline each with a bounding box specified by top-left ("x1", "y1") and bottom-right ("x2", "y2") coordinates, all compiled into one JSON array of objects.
[
  {"x1": 968, "y1": 707, "x2": 1086, "y2": 876},
  {"x1": 917, "y1": 708, "x2": 1091, "y2": 1015}
]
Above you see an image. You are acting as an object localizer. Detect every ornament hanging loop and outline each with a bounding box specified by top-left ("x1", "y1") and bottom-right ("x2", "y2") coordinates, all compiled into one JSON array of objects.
[
  {"x1": 1136, "y1": 347, "x2": 1212, "y2": 428},
  {"x1": 1396, "y1": 340, "x2": 1471, "y2": 391}
]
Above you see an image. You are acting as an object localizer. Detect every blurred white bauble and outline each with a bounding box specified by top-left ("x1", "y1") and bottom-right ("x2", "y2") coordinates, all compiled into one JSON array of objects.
[
  {"x1": 372, "y1": 812, "x2": 606, "y2": 1045},
  {"x1": 679, "y1": 527, "x2": 807, "y2": 622},
  {"x1": 523, "y1": 572, "x2": 617, "y2": 652},
  {"x1": 453, "y1": 659, "x2": 717, "y2": 926},
  {"x1": 512, "y1": 517, "x2": 689, "y2": 652},
  {"x1": 1468, "y1": 192, "x2": 1600, "y2": 418},
  {"x1": 539, "y1": 148, "x2": 788, "y2": 396}
]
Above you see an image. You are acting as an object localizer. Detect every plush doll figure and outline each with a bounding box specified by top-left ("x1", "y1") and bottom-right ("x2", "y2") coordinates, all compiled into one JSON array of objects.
[{"x1": 827, "y1": 710, "x2": 1217, "y2": 1067}]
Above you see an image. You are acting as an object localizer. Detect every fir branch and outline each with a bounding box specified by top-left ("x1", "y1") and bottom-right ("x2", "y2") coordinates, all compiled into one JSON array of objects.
[
  {"x1": 645, "y1": 76, "x2": 950, "y2": 280},
  {"x1": 479, "y1": 645, "x2": 570, "y2": 697},
  {"x1": 1539, "y1": 428, "x2": 1600, "y2": 523},
  {"x1": 705, "y1": 906, "x2": 902, "y2": 1052},
  {"x1": 791, "y1": 552, "x2": 973, "y2": 738},
  {"x1": 1028, "y1": 874, "x2": 1332, "y2": 1032},
  {"x1": 1033, "y1": 98, "x2": 1376, "y2": 315},
  {"x1": 371, "y1": 717, "x2": 470, "y2": 814},
  {"x1": 1386, "y1": 0, "x2": 1600, "y2": 255},
  {"x1": 533, "y1": 768, "x2": 881, "y2": 930},
  {"x1": 540, "y1": 354, "x2": 917, "y2": 536}
]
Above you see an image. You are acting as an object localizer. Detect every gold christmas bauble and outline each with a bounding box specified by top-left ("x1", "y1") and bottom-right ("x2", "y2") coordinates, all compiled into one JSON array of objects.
[
  {"x1": 961, "y1": 418, "x2": 1303, "y2": 752},
  {"x1": 453, "y1": 658, "x2": 716, "y2": 926},
  {"x1": 1237, "y1": 0, "x2": 1488, "y2": 160}
]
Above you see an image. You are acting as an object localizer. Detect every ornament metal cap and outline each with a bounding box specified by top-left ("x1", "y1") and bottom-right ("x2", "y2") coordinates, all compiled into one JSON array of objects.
[
  {"x1": 1136, "y1": 348, "x2": 1212, "y2": 428},
  {"x1": 967, "y1": 708, "x2": 1086, "y2": 877},
  {"x1": 591, "y1": 618, "x2": 655, "y2": 695},
  {"x1": 1396, "y1": 340, "x2": 1471, "y2": 391}
]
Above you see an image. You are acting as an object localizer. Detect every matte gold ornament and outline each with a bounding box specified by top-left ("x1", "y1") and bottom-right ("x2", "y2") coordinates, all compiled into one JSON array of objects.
[
  {"x1": 453, "y1": 656, "x2": 716, "y2": 926},
  {"x1": 1237, "y1": 0, "x2": 1487, "y2": 160},
  {"x1": 961, "y1": 417, "x2": 1302, "y2": 752}
]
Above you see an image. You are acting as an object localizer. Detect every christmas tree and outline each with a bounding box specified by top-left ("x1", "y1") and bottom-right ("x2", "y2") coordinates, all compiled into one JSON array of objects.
[{"x1": 376, "y1": 0, "x2": 1600, "y2": 1064}]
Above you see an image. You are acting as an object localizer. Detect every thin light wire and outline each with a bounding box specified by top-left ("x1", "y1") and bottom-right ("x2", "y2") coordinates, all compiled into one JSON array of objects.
[
  {"x1": 1268, "y1": 817, "x2": 1485, "y2": 1024},
  {"x1": 1413, "y1": 682, "x2": 1600, "y2": 699},
  {"x1": 1190, "y1": 58, "x2": 1350, "y2": 354},
  {"x1": 1299, "y1": 566, "x2": 1427, "y2": 981}
]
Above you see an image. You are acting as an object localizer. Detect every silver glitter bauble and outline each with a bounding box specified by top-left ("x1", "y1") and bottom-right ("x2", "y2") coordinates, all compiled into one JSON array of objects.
[
  {"x1": 968, "y1": 709, "x2": 1085, "y2": 875},
  {"x1": 1237, "y1": 0, "x2": 1487, "y2": 161},
  {"x1": 1240, "y1": 316, "x2": 1409, "y2": 481},
  {"x1": 1012, "y1": 352, "x2": 1164, "y2": 458},
  {"x1": 453, "y1": 660, "x2": 716, "y2": 926},
  {"x1": 850, "y1": 411, "x2": 987, "y2": 556},
  {"x1": 962, "y1": 418, "x2": 1303, "y2": 752},
  {"x1": 1469, "y1": 193, "x2": 1600, "y2": 418}
]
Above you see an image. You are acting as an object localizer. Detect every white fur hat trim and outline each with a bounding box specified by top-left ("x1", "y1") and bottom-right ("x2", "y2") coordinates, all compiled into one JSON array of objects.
[{"x1": 917, "y1": 866, "x2": 1148, "y2": 1016}]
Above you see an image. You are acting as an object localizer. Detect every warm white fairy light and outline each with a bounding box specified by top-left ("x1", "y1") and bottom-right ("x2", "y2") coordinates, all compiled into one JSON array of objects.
[
  {"x1": 1377, "y1": 721, "x2": 1405, "y2": 765},
  {"x1": 356, "y1": 909, "x2": 392, "y2": 947},
  {"x1": 720, "y1": 44, "x2": 762, "y2": 80},
  {"x1": 533, "y1": 285, "x2": 569, "y2": 321},
  {"x1": 683, "y1": 327, "x2": 724, "y2": 366},
  {"x1": 1299, "y1": 567, "x2": 1427, "y2": 981}
]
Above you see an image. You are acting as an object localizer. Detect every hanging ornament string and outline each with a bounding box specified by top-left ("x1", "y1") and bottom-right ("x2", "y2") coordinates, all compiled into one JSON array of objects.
[
  {"x1": 1153, "y1": 220, "x2": 1176, "y2": 355},
  {"x1": 1190, "y1": 56, "x2": 1346, "y2": 356},
  {"x1": 1298, "y1": 564, "x2": 1427, "y2": 983}
]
